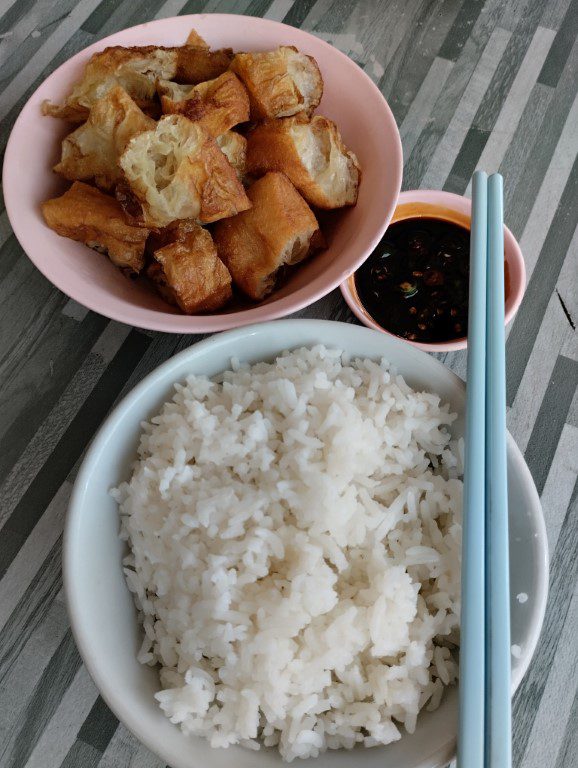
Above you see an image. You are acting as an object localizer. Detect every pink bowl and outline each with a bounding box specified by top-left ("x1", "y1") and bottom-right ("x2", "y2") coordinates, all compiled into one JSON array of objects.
[
  {"x1": 340, "y1": 189, "x2": 526, "y2": 352},
  {"x1": 3, "y1": 14, "x2": 402, "y2": 334}
]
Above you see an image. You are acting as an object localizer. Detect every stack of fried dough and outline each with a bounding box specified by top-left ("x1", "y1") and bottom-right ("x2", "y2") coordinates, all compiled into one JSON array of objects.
[{"x1": 42, "y1": 28, "x2": 361, "y2": 314}]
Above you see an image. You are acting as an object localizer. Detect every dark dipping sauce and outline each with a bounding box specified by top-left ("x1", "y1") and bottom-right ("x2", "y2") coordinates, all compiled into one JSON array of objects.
[{"x1": 355, "y1": 217, "x2": 470, "y2": 344}]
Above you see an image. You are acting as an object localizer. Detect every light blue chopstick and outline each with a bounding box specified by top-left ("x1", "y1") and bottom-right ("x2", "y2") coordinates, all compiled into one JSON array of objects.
[
  {"x1": 485, "y1": 173, "x2": 511, "y2": 768},
  {"x1": 458, "y1": 170, "x2": 487, "y2": 768}
]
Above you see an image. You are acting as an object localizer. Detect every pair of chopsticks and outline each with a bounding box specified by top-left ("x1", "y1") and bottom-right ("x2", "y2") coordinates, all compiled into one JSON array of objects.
[{"x1": 458, "y1": 172, "x2": 511, "y2": 768}]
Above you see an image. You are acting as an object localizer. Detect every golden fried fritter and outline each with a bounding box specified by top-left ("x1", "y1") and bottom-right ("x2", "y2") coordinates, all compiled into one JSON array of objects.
[
  {"x1": 213, "y1": 172, "x2": 322, "y2": 300},
  {"x1": 118, "y1": 114, "x2": 251, "y2": 228},
  {"x1": 185, "y1": 28, "x2": 209, "y2": 48},
  {"x1": 246, "y1": 114, "x2": 360, "y2": 208},
  {"x1": 41, "y1": 181, "x2": 149, "y2": 274},
  {"x1": 43, "y1": 45, "x2": 233, "y2": 122},
  {"x1": 176, "y1": 44, "x2": 233, "y2": 83},
  {"x1": 230, "y1": 46, "x2": 322, "y2": 119},
  {"x1": 147, "y1": 220, "x2": 232, "y2": 313},
  {"x1": 157, "y1": 71, "x2": 250, "y2": 137},
  {"x1": 53, "y1": 86, "x2": 155, "y2": 190},
  {"x1": 216, "y1": 131, "x2": 247, "y2": 179}
]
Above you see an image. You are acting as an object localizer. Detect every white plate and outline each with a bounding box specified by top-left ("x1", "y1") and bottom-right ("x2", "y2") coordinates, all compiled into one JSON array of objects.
[{"x1": 65, "y1": 319, "x2": 548, "y2": 768}]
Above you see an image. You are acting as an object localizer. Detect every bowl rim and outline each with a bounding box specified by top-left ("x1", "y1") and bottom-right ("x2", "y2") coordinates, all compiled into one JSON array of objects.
[
  {"x1": 2, "y1": 14, "x2": 403, "y2": 334},
  {"x1": 64, "y1": 318, "x2": 548, "y2": 768},
  {"x1": 340, "y1": 189, "x2": 527, "y2": 352}
]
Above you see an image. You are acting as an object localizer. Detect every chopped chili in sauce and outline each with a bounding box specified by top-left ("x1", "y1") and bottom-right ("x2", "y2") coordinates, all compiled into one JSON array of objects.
[{"x1": 355, "y1": 217, "x2": 470, "y2": 344}]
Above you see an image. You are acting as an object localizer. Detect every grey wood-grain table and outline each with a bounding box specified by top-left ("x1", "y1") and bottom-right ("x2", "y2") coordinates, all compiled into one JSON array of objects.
[{"x1": 0, "y1": 1, "x2": 576, "y2": 766}]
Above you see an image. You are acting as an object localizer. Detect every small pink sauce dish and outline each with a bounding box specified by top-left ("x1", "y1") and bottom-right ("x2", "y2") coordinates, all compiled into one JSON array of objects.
[
  {"x1": 2, "y1": 14, "x2": 403, "y2": 334},
  {"x1": 340, "y1": 189, "x2": 526, "y2": 352}
]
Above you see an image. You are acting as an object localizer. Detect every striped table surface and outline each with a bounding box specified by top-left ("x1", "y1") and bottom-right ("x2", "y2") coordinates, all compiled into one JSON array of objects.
[{"x1": 0, "y1": 1, "x2": 576, "y2": 767}]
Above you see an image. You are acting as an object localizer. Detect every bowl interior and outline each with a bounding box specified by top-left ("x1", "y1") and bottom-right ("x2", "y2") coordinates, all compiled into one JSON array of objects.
[
  {"x1": 3, "y1": 15, "x2": 402, "y2": 334},
  {"x1": 65, "y1": 320, "x2": 547, "y2": 768}
]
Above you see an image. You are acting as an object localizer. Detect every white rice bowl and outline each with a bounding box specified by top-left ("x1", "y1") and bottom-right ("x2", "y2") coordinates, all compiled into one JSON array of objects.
[{"x1": 113, "y1": 346, "x2": 462, "y2": 762}]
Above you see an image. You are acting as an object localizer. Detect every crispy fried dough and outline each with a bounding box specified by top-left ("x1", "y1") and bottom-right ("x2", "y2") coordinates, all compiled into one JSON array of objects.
[
  {"x1": 43, "y1": 45, "x2": 232, "y2": 121},
  {"x1": 118, "y1": 114, "x2": 251, "y2": 228},
  {"x1": 41, "y1": 181, "x2": 149, "y2": 274},
  {"x1": 230, "y1": 46, "x2": 322, "y2": 119},
  {"x1": 147, "y1": 220, "x2": 232, "y2": 313},
  {"x1": 53, "y1": 86, "x2": 155, "y2": 190},
  {"x1": 213, "y1": 171, "x2": 322, "y2": 300},
  {"x1": 246, "y1": 115, "x2": 360, "y2": 208},
  {"x1": 157, "y1": 71, "x2": 249, "y2": 136}
]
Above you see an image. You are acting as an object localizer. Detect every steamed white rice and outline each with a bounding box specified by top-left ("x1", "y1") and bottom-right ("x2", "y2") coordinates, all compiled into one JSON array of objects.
[{"x1": 114, "y1": 346, "x2": 462, "y2": 761}]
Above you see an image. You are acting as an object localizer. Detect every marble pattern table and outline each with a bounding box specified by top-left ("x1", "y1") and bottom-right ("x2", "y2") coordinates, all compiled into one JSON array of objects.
[{"x1": 0, "y1": 1, "x2": 576, "y2": 767}]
